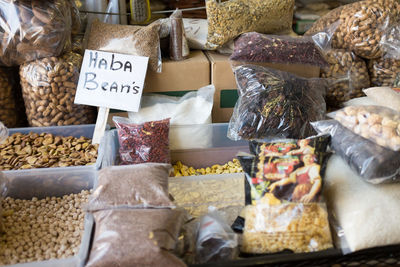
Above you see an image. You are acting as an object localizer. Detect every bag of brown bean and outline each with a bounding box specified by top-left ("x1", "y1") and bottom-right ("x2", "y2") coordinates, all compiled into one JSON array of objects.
[
  {"x1": 87, "y1": 20, "x2": 162, "y2": 72},
  {"x1": 87, "y1": 164, "x2": 174, "y2": 211},
  {"x1": 228, "y1": 64, "x2": 328, "y2": 141},
  {"x1": 332, "y1": 105, "x2": 400, "y2": 151},
  {"x1": 0, "y1": 0, "x2": 73, "y2": 66},
  {"x1": 0, "y1": 68, "x2": 18, "y2": 128},
  {"x1": 86, "y1": 209, "x2": 187, "y2": 267},
  {"x1": 205, "y1": 0, "x2": 295, "y2": 49},
  {"x1": 230, "y1": 33, "x2": 328, "y2": 67},
  {"x1": 320, "y1": 49, "x2": 370, "y2": 109},
  {"x1": 19, "y1": 52, "x2": 96, "y2": 127},
  {"x1": 169, "y1": 9, "x2": 190, "y2": 61}
]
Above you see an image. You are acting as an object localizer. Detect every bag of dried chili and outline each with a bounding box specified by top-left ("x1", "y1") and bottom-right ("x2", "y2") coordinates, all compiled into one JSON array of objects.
[
  {"x1": 113, "y1": 116, "x2": 171, "y2": 165},
  {"x1": 227, "y1": 64, "x2": 328, "y2": 141}
]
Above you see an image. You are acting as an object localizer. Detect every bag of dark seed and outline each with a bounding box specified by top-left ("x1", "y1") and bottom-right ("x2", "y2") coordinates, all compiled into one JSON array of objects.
[
  {"x1": 113, "y1": 116, "x2": 171, "y2": 165},
  {"x1": 312, "y1": 119, "x2": 400, "y2": 184},
  {"x1": 235, "y1": 136, "x2": 332, "y2": 254},
  {"x1": 227, "y1": 64, "x2": 328, "y2": 141},
  {"x1": 230, "y1": 33, "x2": 328, "y2": 67}
]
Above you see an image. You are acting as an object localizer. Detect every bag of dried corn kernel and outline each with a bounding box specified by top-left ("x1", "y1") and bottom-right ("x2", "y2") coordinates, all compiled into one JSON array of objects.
[{"x1": 235, "y1": 136, "x2": 333, "y2": 254}]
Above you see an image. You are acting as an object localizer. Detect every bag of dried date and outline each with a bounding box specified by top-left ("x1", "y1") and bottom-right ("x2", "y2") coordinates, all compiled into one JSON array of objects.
[
  {"x1": 205, "y1": 0, "x2": 295, "y2": 49},
  {"x1": 0, "y1": 0, "x2": 73, "y2": 66},
  {"x1": 363, "y1": 87, "x2": 400, "y2": 113},
  {"x1": 86, "y1": 209, "x2": 187, "y2": 267},
  {"x1": 19, "y1": 52, "x2": 96, "y2": 127},
  {"x1": 113, "y1": 117, "x2": 170, "y2": 165},
  {"x1": 230, "y1": 33, "x2": 328, "y2": 67},
  {"x1": 87, "y1": 164, "x2": 174, "y2": 211},
  {"x1": 320, "y1": 49, "x2": 370, "y2": 109},
  {"x1": 312, "y1": 120, "x2": 400, "y2": 184},
  {"x1": 331, "y1": 105, "x2": 400, "y2": 151},
  {"x1": 236, "y1": 136, "x2": 333, "y2": 254},
  {"x1": 87, "y1": 19, "x2": 162, "y2": 72},
  {"x1": 227, "y1": 64, "x2": 328, "y2": 141}
]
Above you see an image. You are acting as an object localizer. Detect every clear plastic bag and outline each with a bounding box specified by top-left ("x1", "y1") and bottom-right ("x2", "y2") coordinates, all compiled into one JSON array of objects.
[
  {"x1": 196, "y1": 209, "x2": 238, "y2": 263},
  {"x1": 0, "y1": 68, "x2": 18, "y2": 128},
  {"x1": 113, "y1": 117, "x2": 170, "y2": 165},
  {"x1": 320, "y1": 49, "x2": 370, "y2": 108},
  {"x1": 312, "y1": 120, "x2": 400, "y2": 184},
  {"x1": 228, "y1": 64, "x2": 327, "y2": 141},
  {"x1": 19, "y1": 52, "x2": 96, "y2": 127},
  {"x1": 86, "y1": 209, "x2": 187, "y2": 267},
  {"x1": 205, "y1": 0, "x2": 295, "y2": 49},
  {"x1": 368, "y1": 57, "x2": 400, "y2": 87},
  {"x1": 183, "y1": 18, "x2": 208, "y2": 50},
  {"x1": 0, "y1": 0, "x2": 73, "y2": 66},
  {"x1": 128, "y1": 85, "x2": 214, "y2": 150},
  {"x1": 87, "y1": 164, "x2": 173, "y2": 211},
  {"x1": 363, "y1": 87, "x2": 400, "y2": 113},
  {"x1": 169, "y1": 9, "x2": 189, "y2": 61},
  {"x1": 230, "y1": 33, "x2": 328, "y2": 67},
  {"x1": 242, "y1": 203, "x2": 333, "y2": 254},
  {"x1": 0, "y1": 121, "x2": 7, "y2": 145},
  {"x1": 306, "y1": 0, "x2": 400, "y2": 59},
  {"x1": 87, "y1": 19, "x2": 162, "y2": 72},
  {"x1": 324, "y1": 155, "x2": 400, "y2": 253},
  {"x1": 332, "y1": 105, "x2": 400, "y2": 151}
]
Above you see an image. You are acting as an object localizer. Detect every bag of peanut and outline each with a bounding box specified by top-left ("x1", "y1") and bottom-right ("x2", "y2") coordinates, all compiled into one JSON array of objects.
[{"x1": 19, "y1": 52, "x2": 96, "y2": 127}]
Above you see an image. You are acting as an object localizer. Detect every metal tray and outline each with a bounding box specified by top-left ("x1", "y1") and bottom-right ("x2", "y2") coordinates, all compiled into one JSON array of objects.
[{"x1": 3, "y1": 168, "x2": 96, "y2": 267}]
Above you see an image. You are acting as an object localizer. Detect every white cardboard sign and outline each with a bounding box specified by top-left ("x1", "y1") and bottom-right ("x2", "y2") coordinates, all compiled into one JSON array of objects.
[{"x1": 74, "y1": 49, "x2": 149, "y2": 112}]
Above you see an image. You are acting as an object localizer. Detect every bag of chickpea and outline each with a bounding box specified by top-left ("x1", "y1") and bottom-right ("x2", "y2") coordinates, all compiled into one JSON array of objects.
[
  {"x1": 19, "y1": 52, "x2": 96, "y2": 127},
  {"x1": 236, "y1": 137, "x2": 333, "y2": 254},
  {"x1": 332, "y1": 105, "x2": 400, "y2": 151}
]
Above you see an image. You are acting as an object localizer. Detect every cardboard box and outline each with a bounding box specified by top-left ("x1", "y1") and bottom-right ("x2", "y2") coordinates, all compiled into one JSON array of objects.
[
  {"x1": 144, "y1": 50, "x2": 210, "y2": 92},
  {"x1": 205, "y1": 52, "x2": 321, "y2": 123},
  {"x1": 108, "y1": 50, "x2": 211, "y2": 126}
]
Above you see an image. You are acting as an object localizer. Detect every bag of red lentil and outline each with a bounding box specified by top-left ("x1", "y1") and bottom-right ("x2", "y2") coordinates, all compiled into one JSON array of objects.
[{"x1": 113, "y1": 116, "x2": 171, "y2": 165}]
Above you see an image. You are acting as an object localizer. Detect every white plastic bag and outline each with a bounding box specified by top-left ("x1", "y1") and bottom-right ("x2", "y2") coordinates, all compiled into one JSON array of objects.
[
  {"x1": 128, "y1": 85, "x2": 215, "y2": 150},
  {"x1": 363, "y1": 87, "x2": 400, "y2": 113}
]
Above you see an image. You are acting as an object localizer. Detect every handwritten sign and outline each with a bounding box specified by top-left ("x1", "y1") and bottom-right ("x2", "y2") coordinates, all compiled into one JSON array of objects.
[{"x1": 74, "y1": 50, "x2": 149, "y2": 112}]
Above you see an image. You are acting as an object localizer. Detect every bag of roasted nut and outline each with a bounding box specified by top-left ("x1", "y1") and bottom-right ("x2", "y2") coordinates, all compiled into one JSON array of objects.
[
  {"x1": 20, "y1": 52, "x2": 96, "y2": 127},
  {"x1": 0, "y1": 68, "x2": 18, "y2": 128},
  {"x1": 320, "y1": 49, "x2": 370, "y2": 109},
  {"x1": 306, "y1": 0, "x2": 400, "y2": 59},
  {"x1": 332, "y1": 105, "x2": 400, "y2": 151},
  {"x1": 0, "y1": 0, "x2": 73, "y2": 66},
  {"x1": 235, "y1": 136, "x2": 333, "y2": 254},
  {"x1": 368, "y1": 57, "x2": 400, "y2": 88}
]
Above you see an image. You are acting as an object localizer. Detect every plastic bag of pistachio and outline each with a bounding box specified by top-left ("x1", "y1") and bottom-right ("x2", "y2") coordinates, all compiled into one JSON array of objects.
[{"x1": 205, "y1": 0, "x2": 295, "y2": 49}]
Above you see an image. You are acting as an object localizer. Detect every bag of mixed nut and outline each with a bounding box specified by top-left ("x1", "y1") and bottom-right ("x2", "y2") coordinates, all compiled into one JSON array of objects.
[
  {"x1": 205, "y1": 0, "x2": 295, "y2": 49},
  {"x1": 87, "y1": 20, "x2": 162, "y2": 72},
  {"x1": 227, "y1": 64, "x2": 328, "y2": 141},
  {"x1": 312, "y1": 120, "x2": 400, "y2": 184},
  {"x1": 230, "y1": 33, "x2": 328, "y2": 67},
  {"x1": 306, "y1": 0, "x2": 400, "y2": 59},
  {"x1": 19, "y1": 52, "x2": 96, "y2": 127},
  {"x1": 86, "y1": 209, "x2": 187, "y2": 267},
  {"x1": 332, "y1": 105, "x2": 400, "y2": 151},
  {"x1": 0, "y1": 0, "x2": 73, "y2": 66},
  {"x1": 368, "y1": 57, "x2": 400, "y2": 87},
  {"x1": 320, "y1": 49, "x2": 370, "y2": 108},
  {"x1": 87, "y1": 164, "x2": 174, "y2": 211},
  {"x1": 236, "y1": 136, "x2": 333, "y2": 254},
  {"x1": 0, "y1": 68, "x2": 18, "y2": 128}
]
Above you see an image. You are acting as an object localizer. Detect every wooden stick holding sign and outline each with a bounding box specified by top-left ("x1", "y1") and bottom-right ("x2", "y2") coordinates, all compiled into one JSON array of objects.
[{"x1": 74, "y1": 50, "x2": 149, "y2": 144}]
